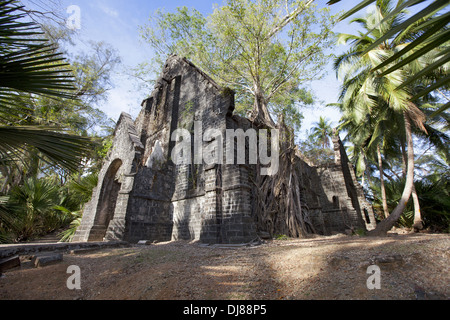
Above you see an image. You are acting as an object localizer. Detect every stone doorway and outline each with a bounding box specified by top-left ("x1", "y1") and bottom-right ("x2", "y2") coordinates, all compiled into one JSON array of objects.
[{"x1": 88, "y1": 159, "x2": 123, "y2": 241}]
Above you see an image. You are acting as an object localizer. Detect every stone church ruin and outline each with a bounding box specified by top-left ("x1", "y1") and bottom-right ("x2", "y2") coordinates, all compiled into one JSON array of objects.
[{"x1": 73, "y1": 55, "x2": 377, "y2": 244}]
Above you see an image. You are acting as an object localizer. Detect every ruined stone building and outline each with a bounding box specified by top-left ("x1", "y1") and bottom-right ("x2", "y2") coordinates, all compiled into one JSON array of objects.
[{"x1": 73, "y1": 55, "x2": 377, "y2": 244}]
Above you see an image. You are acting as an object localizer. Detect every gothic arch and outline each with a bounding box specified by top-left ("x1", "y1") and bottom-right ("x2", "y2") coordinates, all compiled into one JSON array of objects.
[{"x1": 90, "y1": 159, "x2": 123, "y2": 241}]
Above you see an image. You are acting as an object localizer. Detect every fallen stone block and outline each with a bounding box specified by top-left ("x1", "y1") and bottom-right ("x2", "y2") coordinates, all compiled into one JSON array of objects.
[
  {"x1": 33, "y1": 253, "x2": 63, "y2": 268},
  {"x1": 0, "y1": 256, "x2": 21, "y2": 272}
]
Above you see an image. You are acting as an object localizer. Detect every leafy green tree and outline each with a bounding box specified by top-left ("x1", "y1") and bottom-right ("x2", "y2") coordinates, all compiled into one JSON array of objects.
[
  {"x1": 0, "y1": 1, "x2": 94, "y2": 174},
  {"x1": 0, "y1": 17, "x2": 119, "y2": 188},
  {"x1": 0, "y1": 1, "x2": 120, "y2": 242},
  {"x1": 139, "y1": 0, "x2": 336, "y2": 127}
]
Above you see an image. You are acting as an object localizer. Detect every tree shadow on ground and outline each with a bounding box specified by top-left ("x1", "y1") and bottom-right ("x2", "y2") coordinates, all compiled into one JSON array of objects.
[{"x1": 0, "y1": 234, "x2": 448, "y2": 300}]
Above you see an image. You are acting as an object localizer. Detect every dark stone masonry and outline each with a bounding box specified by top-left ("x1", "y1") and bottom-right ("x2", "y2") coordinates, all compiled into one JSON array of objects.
[{"x1": 73, "y1": 55, "x2": 377, "y2": 245}]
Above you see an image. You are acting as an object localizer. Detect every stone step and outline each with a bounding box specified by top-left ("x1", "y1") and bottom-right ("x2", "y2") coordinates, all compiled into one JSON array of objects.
[
  {"x1": 32, "y1": 253, "x2": 63, "y2": 268},
  {"x1": 0, "y1": 241, "x2": 130, "y2": 260}
]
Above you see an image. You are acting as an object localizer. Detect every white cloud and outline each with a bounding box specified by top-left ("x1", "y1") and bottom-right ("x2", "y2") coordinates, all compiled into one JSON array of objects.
[
  {"x1": 98, "y1": 3, "x2": 119, "y2": 18},
  {"x1": 101, "y1": 75, "x2": 144, "y2": 122}
]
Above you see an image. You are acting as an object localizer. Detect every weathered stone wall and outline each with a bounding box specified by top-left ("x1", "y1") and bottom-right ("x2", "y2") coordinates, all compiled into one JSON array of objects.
[
  {"x1": 73, "y1": 113, "x2": 143, "y2": 242},
  {"x1": 75, "y1": 55, "x2": 376, "y2": 244},
  {"x1": 75, "y1": 55, "x2": 258, "y2": 244},
  {"x1": 294, "y1": 134, "x2": 377, "y2": 235}
]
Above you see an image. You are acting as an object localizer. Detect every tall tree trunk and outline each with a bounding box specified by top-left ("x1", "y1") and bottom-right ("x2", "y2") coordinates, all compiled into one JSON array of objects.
[
  {"x1": 368, "y1": 112, "x2": 415, "y2": 237},
  {"x1": 377, "y1": 144, "x2": 390, "y2": 219},
  {"x1": 401, "y1": 134, "x2": 423, "y2": 231},
  {"x1": 400, "y1": 138, "x2": 407, "y2": 178},
  {"x1": 361, "y1": 172, "x2": 365, "y2": 188},
  {"x1": 412, "y1": 184, "x2": 424, "y2": 231},
  {"x1": 252, "y1": 115, "x2": 308, "y2": 238},
  {"x1": 251, "y1": 89, "x2": 276, "y2": 128}
]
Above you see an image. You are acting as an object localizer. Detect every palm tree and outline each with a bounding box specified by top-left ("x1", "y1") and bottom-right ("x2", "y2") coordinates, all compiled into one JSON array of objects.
[
  {"x1": 338, "y1": 99, "x2": 402, "y2": 220},
  {"x1": 310, "y1": 116, "x2": 333, "y2": 149},
  {"x1": 328, "y1": 0, "x2": 450, "y2": 115},
  {"x1": 0, "y1": 1, "x2": 93, "y2": 174},
  {"x1": 334, "y1": 0, "x2": 430, "y2": 236}
]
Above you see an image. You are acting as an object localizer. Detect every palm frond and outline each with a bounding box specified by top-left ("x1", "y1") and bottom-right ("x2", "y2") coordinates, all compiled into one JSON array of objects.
[
  {"x1": 362, "y1": 0, "x2": 449, "y2": 55},
  {"x1": 0, "y1": 1, "x2": 76, "y2": 119},
  {"x1": 0, "y1": 126, "x2": 94, "y2": 173},
  {"x1": 329, "y1": 0, "x2": 450, "y2": 116},
  {"x1": 0, "y1": 2, "x2": 95, "y2": 172}
]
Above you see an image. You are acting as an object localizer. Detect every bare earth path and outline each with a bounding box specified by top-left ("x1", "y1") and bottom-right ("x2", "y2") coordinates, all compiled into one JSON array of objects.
[{"x1": 1, "y1": 233, "x2": 448, "y2": 300}]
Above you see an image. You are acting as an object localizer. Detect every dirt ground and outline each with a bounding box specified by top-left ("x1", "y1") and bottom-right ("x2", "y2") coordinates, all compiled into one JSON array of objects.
[{"x1": 0, "y1": 232, "x2": 449, "y2": 300}]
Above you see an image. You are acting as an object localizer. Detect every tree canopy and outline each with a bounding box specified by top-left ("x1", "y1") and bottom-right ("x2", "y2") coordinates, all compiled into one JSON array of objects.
[
  {"x1": 0, "y1": 0, "x2": 120, "y2": 243},
  {"x1": 139, "y1": 0, "x2": 337, "y2": 128},
  {"x1": 333, "y1": 0, "x2": 449, "y2": 235}
]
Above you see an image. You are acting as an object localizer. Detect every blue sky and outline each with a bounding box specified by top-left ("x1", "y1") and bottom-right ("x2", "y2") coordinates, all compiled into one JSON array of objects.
[{"x1": 21, "y1": 1, "x2": 391, "y2": 138}]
